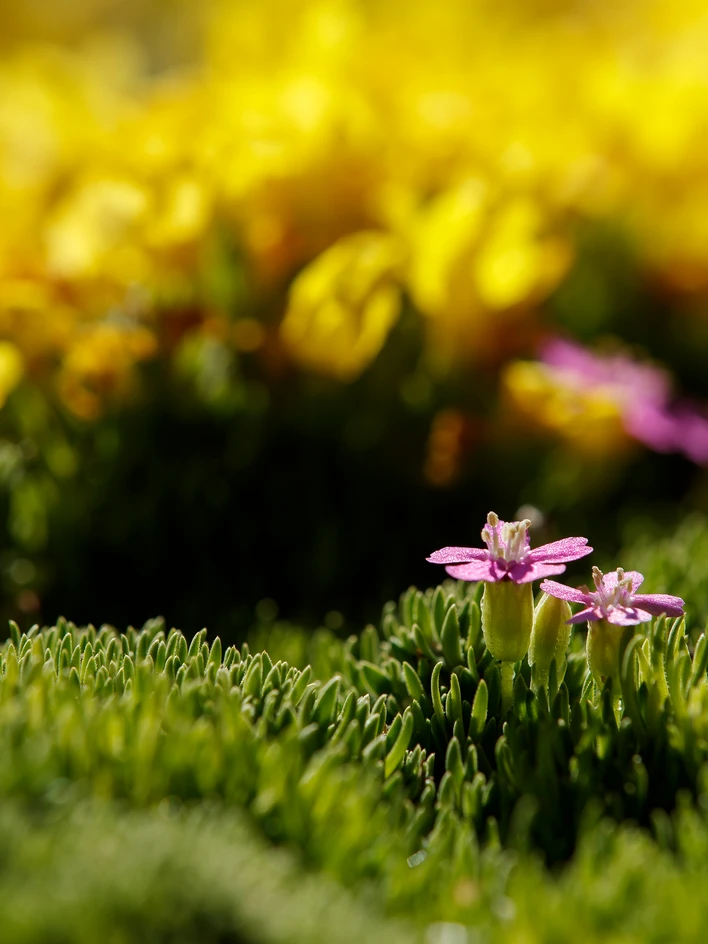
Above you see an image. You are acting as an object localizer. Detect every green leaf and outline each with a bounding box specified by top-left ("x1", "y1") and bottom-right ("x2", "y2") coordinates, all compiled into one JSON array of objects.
[
  {"x1": 314, "y1": 676, "x2": 341, "y2": 725},
  {"x1": 430, "y1": 662, "x2": 446, "y2": 733},
  {"x1": 208, "y1": 638, "x2": 222, "y2": 668},
  {"x1": 360, "y1": 661, "x2": 391, "y2": 696},
  {"x1": 402, "y1": 662, "x2": 425, "y2": 700},
  {"x1": 332, "y1": 691, "x2": 356, "y2": 741},
  {"x1": 297, "y1": 684, "x2": 318, "y2": 727},
  {"x1": 620, "y1": 634, "x2": 648, "y2": 742},
  {"x1": 437, "y1": 770, "x2": 456, "y2": 808},
  {"x1": 359, "y1": 625, "x2": 379, "y2": 664},
  {"x1": 243, "y1": 656, "x2": 263, "y2": 698},
  {"x1": 8, "y1": 621, "x2": 21, "y2": 651},
  {"x1": 68, "y1": 666, "x2": 81, "y2": 691},
  {"x1": 385, "y1": 713, "x2": 402, "y2": 750},
  {"x1": 385, "y1": 708, "x2": 414, "y2": 778},
  {"x1": 154, "y1": 641, "x2": 167, "y2": 673},
  {"x1": 187, "y1": 632, "x2": 202, "y2": 660},
  {"x1": 432, "y1": 587, "x2": 447, "y2": 636},
  {"x1": 469, "y1": 679, "x2": 488, "y2": 739},
  {"x1": 690, "y1": 633, "x2": 708, "y2": 686},
  {"x1": 440, "y1": 605, "x2": 463, "y2": 667},
  {"x1": 513, "y1": 671, "x2": 528, "y2": 720},
  {"x1": 399, "y1": 587, "x2": 415, "y2": 628},
  {"x1": 291, "y1": 665, "x2": 313, "y2": 705},
  {"x1": 412, "y1": 624, "x2": 438, "y2": 662},
  {"x1": 445, "y1": 671, "x2": 463, "y2": 725},
  {"x1": 413, "y1": 592, "x2": 434, "y2": 642},
  {"x1": 445, "y1": 736, "x2": 464, "y2": 792},
  {"x1": 483, "y1": 664, "x2": 502, "y2": 719}
]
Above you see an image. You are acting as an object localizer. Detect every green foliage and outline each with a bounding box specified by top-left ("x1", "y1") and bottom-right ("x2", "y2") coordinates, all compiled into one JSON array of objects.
[
  {"x1": 0, "y1": 801, "x2": 412, "y2": 944},
  {"x1": 2, "y1": 584, "x2": 708, "y2": 942},
  {"x1": 622, "y1": 512, "x2": 708, "y2": 626}
]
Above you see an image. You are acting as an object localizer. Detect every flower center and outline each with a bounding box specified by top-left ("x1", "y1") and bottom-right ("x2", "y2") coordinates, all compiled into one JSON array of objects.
[
  {"x1": 481, "y1": 511, "x2": 531, "y2": 565},
  {"x1": 589, "y1": 566, "x2": 634, "y2": 611}
]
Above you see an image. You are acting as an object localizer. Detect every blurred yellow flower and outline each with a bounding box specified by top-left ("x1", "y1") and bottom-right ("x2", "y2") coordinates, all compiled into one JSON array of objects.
[
  {"x1": 409, "y1": 183, "x2": 571, "y2": 358},
  {"x1": 57, "y1": 323, "x2": 158, "y2": 421},
  {"x1": 1, "y1": 0, "x2": 708, "y2": 407},
  {"x1": 45, "y1": 175, "x2": 150, "y2": 282},
  {"x1": 502, "y1": 360, "x2": 629, "y2": 458},
  {"x1": 0, "y1": 341, "x2": 24, "y2": 407},
  {"x1": 0, "y1": 285, "x2": 78, "y2": 365},
  {"x1": 281, "y1": 231, "x2": 406, "y2": 380}
]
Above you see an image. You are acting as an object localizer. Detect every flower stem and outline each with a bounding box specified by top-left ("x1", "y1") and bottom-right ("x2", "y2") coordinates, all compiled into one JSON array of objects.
[
  {"x1": 530, "y1": 663, "x2": 548, "y2": 693},
  {"x1": 500, "y1": 661, "x2": 514, "y2": 715}
]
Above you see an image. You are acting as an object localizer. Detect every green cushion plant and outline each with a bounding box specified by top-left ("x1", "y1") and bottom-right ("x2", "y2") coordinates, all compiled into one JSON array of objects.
[{"x1": 2, "y1": 573, "x2": 708, "y2": 941}]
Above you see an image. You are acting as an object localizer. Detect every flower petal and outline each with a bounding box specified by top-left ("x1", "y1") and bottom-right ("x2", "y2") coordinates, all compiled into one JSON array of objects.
[
  {"x1": 630, "y1": 593, "x2": 685, "y2": 617},
  {"x1": 527, "y1": 537, "x2": 593, "y2": 564},
  {"x1": 603, "y1": 570, "x2": 644, "y2": 592},
  {"x1": 567, "y1": 606, "x2": 601, "y2": 624},
  {"x1": 674, "y1": 406, "x2": 708, "y2": 465},
  {"x1": 539, "y1": 580, "x2": 591, "y2": 604},
  {"x1": 427, "y1": 546, "x2": 489, "y2": 564},
  {"x1": 605, "y1": 606, "x2": 652, "y2": 626},
  {"x1": 625, "y1": 402, "x2": 680, "y2": 454},
  {"x1": 445, "y1": 559, "x2": 500, "y2": 582},
  {"x1": 508, "y1": 561, "x2": 567, "y2": 583}
]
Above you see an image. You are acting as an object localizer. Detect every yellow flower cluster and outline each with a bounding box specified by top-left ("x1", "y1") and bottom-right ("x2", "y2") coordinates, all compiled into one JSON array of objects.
[{"x1": 2, "y1": 0, "x2": 708, "y2": 414}]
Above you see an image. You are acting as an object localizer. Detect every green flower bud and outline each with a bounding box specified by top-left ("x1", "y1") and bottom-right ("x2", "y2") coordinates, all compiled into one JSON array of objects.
[
  {"x1": 586, "y1": 619, "x2": 634, "y2": 685},
  {"x1": 481, "y1": 580, "x2": 533, "y2": 663},
  {"x1": 529, "y1": 592, "x2": 572, "y2": 686}
]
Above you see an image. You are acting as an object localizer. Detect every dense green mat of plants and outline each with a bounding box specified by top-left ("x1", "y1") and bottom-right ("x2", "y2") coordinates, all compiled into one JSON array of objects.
[{"x1": 3, "y1": 582, "x2": 708, "y2": 942}]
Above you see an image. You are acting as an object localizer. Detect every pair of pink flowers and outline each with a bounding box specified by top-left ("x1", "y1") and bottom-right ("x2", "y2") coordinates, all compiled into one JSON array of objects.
[{"x1": 428, "y1": 512, "x2": 684, "y2": 626}]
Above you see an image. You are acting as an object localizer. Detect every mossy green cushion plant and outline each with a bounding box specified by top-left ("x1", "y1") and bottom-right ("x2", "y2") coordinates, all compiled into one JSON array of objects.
[{"x1": 1, "y1": 561, "x2": 707, "y2": 942}]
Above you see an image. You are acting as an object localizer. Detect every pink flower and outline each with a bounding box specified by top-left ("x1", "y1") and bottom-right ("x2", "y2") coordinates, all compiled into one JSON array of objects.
[
  {"x1": 540, "y1": 337, "x2": 708, "y2": 465},
  {"x1": 540, "y1": 566, "x2": 685, "y2": 626},
  {"x1": 428, "y1": 511, "x2": 592, "y2": 584},
  {"x1": 541, "y1": 337, "x2": 672, "y2": 407}
]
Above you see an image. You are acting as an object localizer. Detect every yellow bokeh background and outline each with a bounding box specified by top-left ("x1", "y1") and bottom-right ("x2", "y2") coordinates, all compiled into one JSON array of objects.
[{"x1": 2, "y1": 0, "x2": 708, "y2": 418}]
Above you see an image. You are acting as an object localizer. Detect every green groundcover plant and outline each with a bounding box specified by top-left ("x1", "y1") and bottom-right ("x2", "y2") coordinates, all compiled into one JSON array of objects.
[{"x1": 3, "y1": 513, "x2": 708, "y2": 942}]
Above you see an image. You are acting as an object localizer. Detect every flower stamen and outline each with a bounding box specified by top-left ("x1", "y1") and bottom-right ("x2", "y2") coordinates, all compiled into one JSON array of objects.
[
  {"x1": 481, "y1": 511, "x2": 531, "y2": 564},
  {"x1": 481, "y1": 511, "x2": 501, "y2": 557}
]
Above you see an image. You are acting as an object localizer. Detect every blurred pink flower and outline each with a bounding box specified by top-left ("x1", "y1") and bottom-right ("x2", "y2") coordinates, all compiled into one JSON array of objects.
[
  {"x1": 428, "y1": 511, "x2": 592, "y2": 584},
  {"x1": 541, "y1": 337, "x2": 708, "y2": 464},
  {"x1": 540, "y1": 566, "x2": 685, "y2": 626}
]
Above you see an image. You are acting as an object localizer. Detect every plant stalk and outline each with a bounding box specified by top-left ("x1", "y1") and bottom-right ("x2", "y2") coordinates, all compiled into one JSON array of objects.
[{"x1": 500, "y1": 661, "x2": 514, "y2": 715}]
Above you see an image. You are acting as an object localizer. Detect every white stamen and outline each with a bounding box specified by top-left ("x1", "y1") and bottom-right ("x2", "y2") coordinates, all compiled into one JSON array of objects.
[
  {"x1": 481, "y1": 511, "x2": 501, "y2": 557},
  {"x1": 481, "y1": 512, "x2": 531, "y2": 564},
  {"x1": 589, "y1": 567, "x2": 634, "y2": 611}
]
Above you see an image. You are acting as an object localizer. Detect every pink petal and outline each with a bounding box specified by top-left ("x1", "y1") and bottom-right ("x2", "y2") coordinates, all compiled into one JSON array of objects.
[
  {"x1": 605, "y1": 606, "x2": 652, "y2": 626},
  {"x1": 625, "y1": 402, "x2": 679, "y2": 454},
  {"x1": 508, "y1": 561, "x2": 567, "y2": 583},
  {"x1": 630, "y1": 593, "x2": 685, "y2": 617},
  {"x1": 539, "y1": 580, "x2": 591, "y2": 604},
  {"x1": 427, "y1": 546, "x2": 489, "y2": 564},
  {"x1": 567, "y1": 606, "x2": 601, "y2": 624},
  {"x1": 673, "y1": 406, "x2": 708, "y2": 465},
  {"x1": 445, "y1": 560, "x2": 500, "y2": 582},
  {"x1": 527, "y1": 537, "x2": 593, "y2": 564},
  {"x1": 603, "y1": 570, "x2": 644, "y2": 592},
  {"x1": 540, "y1": 338, "x2": 607, "y2": 385}
]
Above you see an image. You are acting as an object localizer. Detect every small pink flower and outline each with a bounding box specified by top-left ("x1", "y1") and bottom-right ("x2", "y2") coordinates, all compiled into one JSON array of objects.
[
  {"x1": 428, "y1": 511, "x2": 592, "y2": 584},
  {"x1": 540, "y1": 566, "x2": 685, "y2": 626}
]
